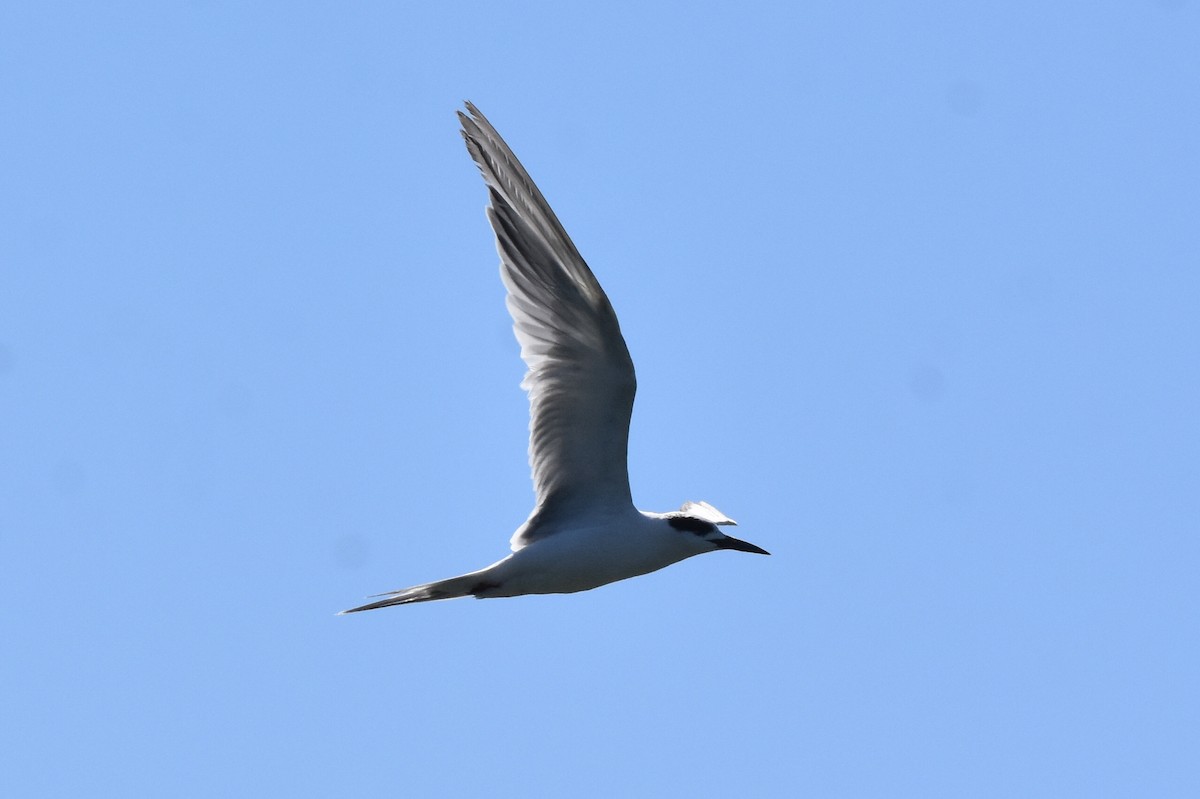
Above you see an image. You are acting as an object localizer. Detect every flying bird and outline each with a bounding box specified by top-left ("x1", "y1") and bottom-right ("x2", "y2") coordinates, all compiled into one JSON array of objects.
[{"x1": 340, "y1": 103, "x2": 767, "y2": 613}]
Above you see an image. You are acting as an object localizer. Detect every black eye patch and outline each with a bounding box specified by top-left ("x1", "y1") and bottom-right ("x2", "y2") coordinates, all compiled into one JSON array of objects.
[{"x1": 667, "y1": 516, "x2": 718, "y2": 536}]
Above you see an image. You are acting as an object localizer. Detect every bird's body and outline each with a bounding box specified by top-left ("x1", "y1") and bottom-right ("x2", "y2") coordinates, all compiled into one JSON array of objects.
[
  {"x1": 487, "y1": 511, "x2": 697, "y2": 595},
  {"x1": 340, "y1": 104, "x2": 767, "y2": 614}
]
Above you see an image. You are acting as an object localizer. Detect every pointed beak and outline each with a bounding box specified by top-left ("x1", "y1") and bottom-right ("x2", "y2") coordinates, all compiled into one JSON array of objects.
[{"x1": 717, "y1": 535, "x2": 771, "y2": 555}]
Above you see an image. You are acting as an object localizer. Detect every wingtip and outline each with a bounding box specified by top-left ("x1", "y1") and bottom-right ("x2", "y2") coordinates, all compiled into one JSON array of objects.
[
  {"x1": 458, "y1": 104, "x2": 484, "y2": 146},
  {"x1": 460, "y1": 100, "x2": 486, "y2": 129}
]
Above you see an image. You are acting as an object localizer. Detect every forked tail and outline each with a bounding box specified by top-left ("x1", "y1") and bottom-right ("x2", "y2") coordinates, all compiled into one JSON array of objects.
[{"x1": 338, "y1": 571, "x2": 499, "y2": 614}]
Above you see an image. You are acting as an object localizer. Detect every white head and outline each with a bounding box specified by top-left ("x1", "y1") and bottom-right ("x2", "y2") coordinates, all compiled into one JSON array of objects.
[{"x1": 665, "y1": 502, "x2": 770, "y2": 556}]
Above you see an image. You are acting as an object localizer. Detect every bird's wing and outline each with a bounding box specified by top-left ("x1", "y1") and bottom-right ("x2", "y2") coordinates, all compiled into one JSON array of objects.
[
  {"x1": 459, "y1": 103, "x2": 637, "y2": 549},
  {"x1": 678, "y1": 500, "x2": 738, "y2": 526}
]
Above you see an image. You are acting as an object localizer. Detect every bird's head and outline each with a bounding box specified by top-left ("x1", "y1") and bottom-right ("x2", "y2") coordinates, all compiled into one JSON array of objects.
[{"x1": 666, "y1": 506, "x2": 770, "y2": 556}]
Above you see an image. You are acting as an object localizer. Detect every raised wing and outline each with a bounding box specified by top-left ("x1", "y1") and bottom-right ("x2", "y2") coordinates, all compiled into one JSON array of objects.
[
  {"x1": 678, "y1": 501, "x2": 738, "y2": 526},
  {"x1": 458, "y1": 103, "x2": 637, "y2": 548}
]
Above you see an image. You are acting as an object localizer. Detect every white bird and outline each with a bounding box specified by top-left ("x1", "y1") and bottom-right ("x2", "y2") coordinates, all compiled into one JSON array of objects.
[{"x1": 340, "y1": 102, "x2": 768, "y2": 613}]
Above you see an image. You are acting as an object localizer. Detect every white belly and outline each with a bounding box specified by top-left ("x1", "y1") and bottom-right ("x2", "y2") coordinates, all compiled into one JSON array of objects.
[{"x1": 479, "y1": 515, "x2": 705, "y2": 597}]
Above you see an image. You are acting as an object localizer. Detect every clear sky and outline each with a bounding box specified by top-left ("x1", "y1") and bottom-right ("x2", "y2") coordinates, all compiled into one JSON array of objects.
[{"x1": 2, "y1": 2, "x2": 1198, "y2": 796}]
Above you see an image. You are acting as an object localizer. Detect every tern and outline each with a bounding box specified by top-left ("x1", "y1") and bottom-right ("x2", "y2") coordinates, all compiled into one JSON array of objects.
[{"x1": 340, "y1": 103, "x2": 768, "y2": 613}]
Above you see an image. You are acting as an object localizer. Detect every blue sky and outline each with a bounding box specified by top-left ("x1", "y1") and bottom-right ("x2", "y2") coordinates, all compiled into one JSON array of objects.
[{"x1": 2, "y1": 2, "x2": 1198, "y2": 796}]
